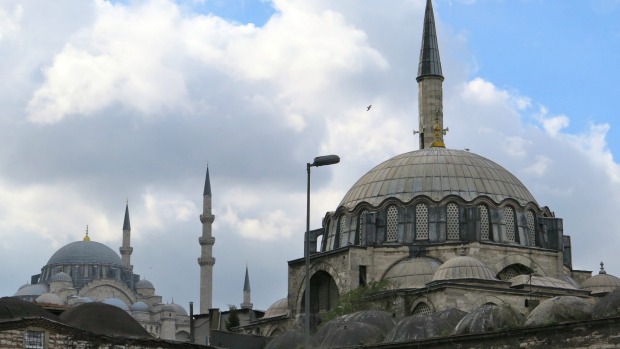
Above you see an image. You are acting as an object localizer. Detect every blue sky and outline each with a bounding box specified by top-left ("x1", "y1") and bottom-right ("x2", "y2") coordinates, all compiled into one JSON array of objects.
[{"x1": 0, "y1": 0, "x2": 619, "y2": 314}]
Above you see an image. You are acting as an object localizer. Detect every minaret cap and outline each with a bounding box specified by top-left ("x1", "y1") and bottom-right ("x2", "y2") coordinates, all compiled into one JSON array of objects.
[
  {"x1": 123, "y1": 202, "x2": 131, "y2": 231},
  {"x1": 204, "y1": 166, "x2": 212, "y2": 196},
  {"x1": 417, "y1": 0, "x2": 443, "y2": 81}
]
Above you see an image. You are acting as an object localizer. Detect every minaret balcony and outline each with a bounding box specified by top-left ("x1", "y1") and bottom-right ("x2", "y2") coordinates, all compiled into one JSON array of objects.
[
  {"x1": 200, "y1": 213, "x2": 215, "y2": 224},
  {"x1": 199, "y1": 236, "x2": 216, "y2": 246},
  {"x1": 119, "y1": 246, "x2": 133, "y2": 254},
  {"x1": 198, "y1": 256, "x2": 216, "y2": 266}
]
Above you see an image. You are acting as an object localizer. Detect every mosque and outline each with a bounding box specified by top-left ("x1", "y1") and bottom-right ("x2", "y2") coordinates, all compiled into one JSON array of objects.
[
  {"x1": 245, "y1": 0, "x2": 620, "y2": 342},
  {"x1": 12, "y1": 203, "x2": 191, "y2": 341}
]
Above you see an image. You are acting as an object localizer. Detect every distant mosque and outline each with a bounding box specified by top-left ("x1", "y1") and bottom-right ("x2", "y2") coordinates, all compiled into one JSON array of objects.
[{"x1": 12, "y1": 203, "x2": 191, "y2": 341}]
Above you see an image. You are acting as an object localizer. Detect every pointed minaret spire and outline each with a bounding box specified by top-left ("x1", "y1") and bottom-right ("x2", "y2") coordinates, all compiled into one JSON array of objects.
[
  {"x1": 241, "y1": 265, "x2": 253, "y2": 310},
  {"x1": 198, "y1": 165, "x2": 216, "y2": 314},
  {"x1": 203, "y1": 166, "x2": 212, "y2": 196},
  {"x1": 120, "y1": 202, "x2": 133, "y2": 271},
  {"x1": 417, "y1": 0, "x2": 446, "y2": 149}
]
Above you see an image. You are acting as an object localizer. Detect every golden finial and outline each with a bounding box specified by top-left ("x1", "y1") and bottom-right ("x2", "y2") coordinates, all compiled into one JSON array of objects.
[
  {"x1": 83, "y1": 225, "x2": 91, "y2": 241},
  {"x1": 431, "y1": 118, "x2": 446, "y2": 148}
]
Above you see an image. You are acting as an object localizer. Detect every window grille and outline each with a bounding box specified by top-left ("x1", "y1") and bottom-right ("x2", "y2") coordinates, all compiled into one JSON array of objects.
[
  {"x1": 412, "y1": 302, "x2": 432, "y2": 315},
  {"x1": 415, "y1": 204, "x2": 429, "y2": 240},
  {"x1": 386, "y1": 206, "x2": 398, "y2": 242},
  {"x1": 24, "y1": 331, "x2": 44, "y2": 349},
  {"x1": 446, "y1": 203, "x2": 459, "y2": 240},
  {"x1": 526, "y1": 210, "x2": 536, "y2": 246},
  {"x1": 339, "y1": 217, "x2": 348, "y2": 247},
  {"x1": 479, "y1": 205, "x2": 490, "y2": 240},
  {"x1": 504, "y1": 206, "x2": 516, "y2": 242},
  {"x1": 359, "y1": 211, "x2": 367, "y2": 245}
]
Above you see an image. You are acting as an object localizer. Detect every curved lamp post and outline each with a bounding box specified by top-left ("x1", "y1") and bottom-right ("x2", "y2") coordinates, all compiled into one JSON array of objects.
[{"x1": 305, "y1": 154, "x2": 340, "y2": 348}]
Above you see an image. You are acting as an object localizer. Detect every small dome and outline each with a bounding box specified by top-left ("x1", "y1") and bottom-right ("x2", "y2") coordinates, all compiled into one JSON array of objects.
[
  {"x1": 161, "y1": 303, "x2": 187, "y2": 316},
  {"x1": 135, "y1": 279, "x2": 155, "y2": 289},
  {"x1": 339, "y1": 148, "x2": 537, "y2": 210},
  {"x1": 130, "y1": 301, "x2": 150, "y2": 312},
  {"x1": 524, "y1": 296, "x2": 592, "y2": 327},
  {"x1": 60, "y1": 302, "x2": 150, "y2": 338},
  {"x1": 582, "y1": 263, "x2": 620, "y2": 295},
  {"x1": 454, "y1": 304, "x2": 524, "y2": 334},
  {"x1": 162, "y1": 303, "x2": 177, "y2": 313},
  {"x1": 18, "y1": 283, "x2": 30, "y2": 291},
  {"x1": 102, "y1": 298, "x2": 129, "y2": 311},
  {"x1": 384, "y1": 314, "x2": 451, "y2": 342},
  {"x1": 320, "y1": 321, "x2": 385, "y2": 348},
  {"x1": 432, "y1": 308, "x2": 468, "y2": 329},
  {"x1": 384, "y1": 257, "x2": 441, "y2": 288},
  {"x1": 0, "y1": 297, "x2": 61, "y2": 321},
  {"x1": 36, "y1": 293, "x2": 64, "y2": 306},
  {"x1": 592, "y1": 288, "x2": 620, "y2": 318},
  {"x1": 432, "y1": 255, "x2": 497, "y2": 282},
  {"x1": 14, "y1": 284, "x2": 48, "y2": 297},
  {"x1": 51, "y1": 272, "x2": 73, "y2": 283},
  {"x1": 264, "y1": 298, "x2": 289, "y2": 318},
  {"x1": 265, "y1": 330, "x2": 318, "y2": 349}
]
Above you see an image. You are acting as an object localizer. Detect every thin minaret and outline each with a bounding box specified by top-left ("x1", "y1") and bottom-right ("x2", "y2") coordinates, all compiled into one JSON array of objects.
[
  {"x1": 417, "y1": 0, "x2": 445, "y2": 149},
  {"x1": 119, "y1": 202, "x2": 133, "y2": 270},
  {"x1": 198, "y1": 166, "x2": 216, "y2": 314},
  {"x1": 240, "y1": 265, "x2": 253, "y2": 310}
]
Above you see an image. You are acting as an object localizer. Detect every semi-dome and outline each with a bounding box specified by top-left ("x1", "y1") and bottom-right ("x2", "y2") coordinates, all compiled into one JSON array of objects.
[
  {"x1": 339, "y1": 148, "x2": 537, "y2": 210},
  {"x1": 130, "y1": 301, "x2": 150, "y2": 312},
  {"x1": 14, "y1": 284, "x2": 48, "y2": 297},
  {"x1": 264, "y1": 298, "x2": 289, "y2": 318},
  {"x1": 383, "y1": 257, "x2": 441, "y2": 288},
  {"x1": 46, "y1": 241, "x2": 123, "y2": 267},
  {"x1": 51, "y1": 271, "x2": 72, "y2": 283},
  {"x1": 432, "y1": 255, "x2": 497, "y2": 282},
  {"x1": 102, "y1": 298, "x2": 129, "y2": 311}
]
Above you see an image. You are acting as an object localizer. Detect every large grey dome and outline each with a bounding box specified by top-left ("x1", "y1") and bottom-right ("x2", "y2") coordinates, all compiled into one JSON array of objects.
[
  {"x1": 46, "y1": 241, "x2": 123, "y2": 267},
  {"x1": 339, "y1": 148, "x2": 537, "y2": 210}
]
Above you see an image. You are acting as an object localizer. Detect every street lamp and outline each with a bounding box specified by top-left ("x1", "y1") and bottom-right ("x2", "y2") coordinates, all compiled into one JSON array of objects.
[{"x1": 305, "y1": 154, "x2": 340, "y2": 349}]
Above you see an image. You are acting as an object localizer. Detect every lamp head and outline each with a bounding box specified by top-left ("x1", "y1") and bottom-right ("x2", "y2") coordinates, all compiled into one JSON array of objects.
[{"x1": 312, "y1": 155, "x2": 340, "y2": 167}]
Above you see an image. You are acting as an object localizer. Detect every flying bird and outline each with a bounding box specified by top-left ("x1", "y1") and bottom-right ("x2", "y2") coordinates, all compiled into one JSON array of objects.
[{"x1": 367, "y1": 105, "x2": 372, "y2": 111}]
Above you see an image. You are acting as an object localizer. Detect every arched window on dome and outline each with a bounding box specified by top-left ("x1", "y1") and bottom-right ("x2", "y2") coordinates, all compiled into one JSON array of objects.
[
  {"x1": 446, "y1": 203, "x2": 459, "y2": 240},
  {"x1": 325, "y1": 220, "x2": 338, "y2": 251},
  {"x1": 478, "y1": 204, "x2": 491, "y2": 241},
  {"x1": 338, "y1": 216, "x2": 349, "y2": 248},
  {"x1": 526, "y1": 210, "x2": 536, "y2": 247},
  {"x1": 412, "y1": 302, "x2": 432, "y2": 315},
  {"x1": 358, "y1": 211, "x2": 367, "y2": 245},
  {"x1": 415, "y1": 203, "x2": 429, "y2": 240},
  {"x1": 386, "y1": 205, "x2": 398, "y2": 242},
  {"x1": 504, "y1": 206, "x2": 516, "y2": 243}
]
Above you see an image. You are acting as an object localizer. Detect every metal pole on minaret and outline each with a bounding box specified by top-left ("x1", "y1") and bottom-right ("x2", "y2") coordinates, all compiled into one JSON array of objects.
[
  {"x1": 120, "y1": 201, "x2": 133, "y2": 271},
  {"x1": 198, "y1": 166, "x2": 216, "y2": 314},
  {"x1": 417, "y1": 0, "x2": 445, "y2": 149}
]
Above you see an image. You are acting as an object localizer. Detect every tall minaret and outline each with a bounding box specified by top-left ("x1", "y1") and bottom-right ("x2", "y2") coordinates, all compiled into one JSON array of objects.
[
  {"x1": 119, "y1": 202, "x2": 133, "y2": 270},
  {"x1": 417, "y1": 0, "x2": 445, "y2": 149},
  {"x1": 198, "y1": 166, "x2": 216, "y2": 314},
  {"x1": 240, "y1": 265, "x2": 253, "y2": 310}
]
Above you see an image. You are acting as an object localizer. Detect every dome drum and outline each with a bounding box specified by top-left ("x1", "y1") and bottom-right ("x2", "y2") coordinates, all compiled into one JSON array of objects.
[{"x1": 321, "y1": 200, "x2": 565, "y2": 254}]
